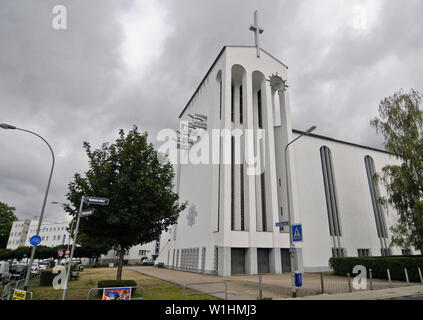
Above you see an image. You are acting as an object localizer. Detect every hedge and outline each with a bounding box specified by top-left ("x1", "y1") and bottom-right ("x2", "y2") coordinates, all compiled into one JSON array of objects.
[
  {"x1": 39, "y1": 264, "x2": 78, "y2": 286},
  {"x1": 40, "y1": 268, "x2": 57, "y2": 286},
  {"x1": 329, "y1": 256, "x2": 423, "y2": 282},
  {"x1": 97, "y1": 280, "x2": 138, "y2": 298}
]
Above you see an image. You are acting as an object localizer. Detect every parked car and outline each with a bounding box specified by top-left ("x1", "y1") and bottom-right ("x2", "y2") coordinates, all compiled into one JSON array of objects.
[
  {"x1": 141, "y1": 259, "x2": 154, "y2": 266},
  {"x1": 30, "y1": 264, "x2": 40, "y2": 276},
  {"x1": 9, "y1": 265, "x2": 28, "y2": 281},
  {"x1": 38, "y1": 262, "x2": 49, "y2": 270}
]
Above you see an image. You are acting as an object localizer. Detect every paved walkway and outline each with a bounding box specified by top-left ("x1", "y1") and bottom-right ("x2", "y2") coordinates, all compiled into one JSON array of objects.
[
  {"x1": 126, "y1": 266, "x2": 419, "y2": 300},
  {"x1": 292, "y1": 285, "x2": 423, "y2": 300},
  {"x1": 127, "y1": 266, "x2": 256, "y2": 300}
]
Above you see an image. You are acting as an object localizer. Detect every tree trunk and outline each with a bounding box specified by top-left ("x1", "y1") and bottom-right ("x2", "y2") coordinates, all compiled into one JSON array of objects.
[{"x1": 116, "y1": 248, "x2": 125, "y2": 281}]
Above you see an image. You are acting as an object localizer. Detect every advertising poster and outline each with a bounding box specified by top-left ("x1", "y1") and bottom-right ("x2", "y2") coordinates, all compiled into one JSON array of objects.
[{"x1": 102, "y1": 287, "x2": 132, "y2": 300}]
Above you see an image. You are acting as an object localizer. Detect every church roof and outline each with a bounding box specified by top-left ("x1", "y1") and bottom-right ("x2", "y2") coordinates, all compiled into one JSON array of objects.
[
  {"x1": 292, "y1": 129, "x2": 391, "y2": 155},
  {"x1": 178, "y1": 46, "x2": 288, "y2": 118}
]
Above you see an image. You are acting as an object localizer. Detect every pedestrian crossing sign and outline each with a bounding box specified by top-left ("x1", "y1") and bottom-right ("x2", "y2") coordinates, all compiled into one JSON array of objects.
[{"x1": 292, "y1": 224, "x2": 303, "y2": 242}]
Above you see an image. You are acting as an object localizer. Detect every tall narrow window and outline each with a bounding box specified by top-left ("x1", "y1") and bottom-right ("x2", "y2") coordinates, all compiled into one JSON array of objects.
[
  {"x1": 219, "y1": 80, "x2": 222, "y2": 120},
  {"x1": 217, "y1": 137, "x2": 221, "y2": 232},
  {"x1": 240, "y1": 164, "x2": 245, "y2": 231},
  {"x1": 261, "y1": 172, "x2": 267, "y2": 231},
  {"x1": 257, "y1": 90, "x2": 263, "y2": 128},
  {"x1": 239, "y1": 85, "x2": 243, "y2": 124},
  {"x1": 365, "y1": 156, "x2": 388, "y2": 238},
  {"x1": 320, "y1": 146, "x2": 342, "y2": 237},
  {"x1": 231, "y1": 85, "x2": 234, "y2": 123},
  {"x1": 231, "y1": 136, "x2": 235, "y2": 230}
]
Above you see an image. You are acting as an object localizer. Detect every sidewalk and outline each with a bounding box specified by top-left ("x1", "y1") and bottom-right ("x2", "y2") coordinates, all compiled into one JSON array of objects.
[
  {"x1": 126, "y1": 266, "x2": 421, "y2": 300},
  {"x1": 287, "y1": 285, "x2": 423, "y2": 300},
  {"x1": 127, "y1": 266, "x2": 257, "y2": 300}
]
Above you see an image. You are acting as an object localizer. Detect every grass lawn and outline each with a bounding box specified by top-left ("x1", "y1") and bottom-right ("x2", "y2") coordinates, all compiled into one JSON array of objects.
[{"x1": 28, "y1": 267, "x2": 219, "y2": 300}]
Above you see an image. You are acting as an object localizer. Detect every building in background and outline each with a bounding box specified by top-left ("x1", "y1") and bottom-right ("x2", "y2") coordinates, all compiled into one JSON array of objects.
[
  {"x1": 6, "y1": 219, "x2": 71, "y2": 250},
  {"x1": 6, "y1": 219, "x2": 31, "y2": 250}
]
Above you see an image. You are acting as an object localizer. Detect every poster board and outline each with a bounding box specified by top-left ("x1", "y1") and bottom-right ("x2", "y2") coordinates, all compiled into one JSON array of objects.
[
  {"x1": 102, "y1": 287, "x2": 132, "y2": 300},
  {"x1": 12, "y1": 289, "x2": 27, "y2": 300}
]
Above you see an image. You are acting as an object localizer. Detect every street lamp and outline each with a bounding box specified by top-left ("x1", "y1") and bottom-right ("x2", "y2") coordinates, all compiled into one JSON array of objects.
[
  {"x1": 1, "y1": 123, "x2": 55, "y2": 289},
  {"x1": 284, "y1": 125, "x2": 316, "y2": 298}
]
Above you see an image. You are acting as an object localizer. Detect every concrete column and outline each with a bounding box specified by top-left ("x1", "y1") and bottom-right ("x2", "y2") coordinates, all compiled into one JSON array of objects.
[
  {"x1": 263, "y1": 81, "x2": 280, "y2": 233},
  {"x1": 221, "y1": 64, "x2": 232, "y2": 245},
  {"x1": 233, "y1": 85, "x2": 241, "y2": 231},
  {"x1": 244, "y1": 70, "x2": 257, "y2": 242},
  {"x1": 218, "y1": 246, "x2": 231, "y2": 277},
  {"x1": 245, "y1": 247, "x2": 258, "y2": 275},
  {"x1": 269, "y1": 248, "x2": 282, "y2": 274}
]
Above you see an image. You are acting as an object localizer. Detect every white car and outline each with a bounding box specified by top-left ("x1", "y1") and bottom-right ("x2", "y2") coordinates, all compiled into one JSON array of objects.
[{"x1": 31, "y1": 264, "x2": 40, "y2": 276}]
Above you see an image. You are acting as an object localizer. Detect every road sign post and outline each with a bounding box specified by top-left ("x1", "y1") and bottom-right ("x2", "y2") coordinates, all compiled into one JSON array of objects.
[{"x1": 62, "y1": 195, "x2": 109, "y2": 300}]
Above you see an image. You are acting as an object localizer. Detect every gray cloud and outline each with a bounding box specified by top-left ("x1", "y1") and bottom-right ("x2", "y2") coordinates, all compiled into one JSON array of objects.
[{"x1": 0, "y1": 0, "x2": 422, "y2": 221}]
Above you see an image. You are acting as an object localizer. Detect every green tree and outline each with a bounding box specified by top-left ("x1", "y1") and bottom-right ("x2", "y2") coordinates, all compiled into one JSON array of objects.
[
  {"x1": 65, "y1": 126, "x2": 186, "y2": 280},
  {"x1": 0, "y1": 201, "x2": 18, "y2": 248},
  {"x1": 371, "y1": 89, "x2": 423, "y2": 253}
]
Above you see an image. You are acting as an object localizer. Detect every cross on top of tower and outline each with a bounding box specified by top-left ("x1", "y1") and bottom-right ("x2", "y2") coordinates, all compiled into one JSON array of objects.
[{"x1": 249, "y1": 10, "x2": 264, "y2": 58}]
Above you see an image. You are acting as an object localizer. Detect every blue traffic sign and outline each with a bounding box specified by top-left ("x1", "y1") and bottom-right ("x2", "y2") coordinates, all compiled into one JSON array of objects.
[
  {"x1": 292, "y1": 224, "x2": 303, "y2": 242},
  {"x1": 29, "y1": 235, "x2": 42, "y2": 246}
]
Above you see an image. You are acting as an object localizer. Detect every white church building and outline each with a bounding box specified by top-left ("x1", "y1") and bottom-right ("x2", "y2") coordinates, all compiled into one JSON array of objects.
[{"x1": 150, "y1": 15, "x2": 418, "y2": 277}]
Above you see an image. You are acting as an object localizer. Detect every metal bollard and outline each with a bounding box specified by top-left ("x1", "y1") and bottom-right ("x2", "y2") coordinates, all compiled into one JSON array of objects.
[
  {"x1": 258, "y1": 275, "x2": 263, "y2": 300},
  {"x1": 404, "y1": 268, "x2": 410, "y2": 286},
  {"x1": 369, "y1": 269, "x2": 373, "y2": 291},
  {"x1": 347, "y1": 273, "x2": 352, "y2": 292},
  {"x1": 418, "y1": 267, "x2": 423, "y2": 285},
  {"x1": 387, "y1": 269, "x2": 392, "y2": 288},
  {"x1": 320, "y1": 272, "x2": 325, "y2": 294}
]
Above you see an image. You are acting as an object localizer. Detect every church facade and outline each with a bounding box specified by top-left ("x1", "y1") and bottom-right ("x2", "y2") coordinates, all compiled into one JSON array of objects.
[{"x1": 153, "y1": 44, "x2": 417, "y2": 276}]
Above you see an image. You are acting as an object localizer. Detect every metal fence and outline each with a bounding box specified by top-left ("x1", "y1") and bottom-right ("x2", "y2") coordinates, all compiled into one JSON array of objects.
[{"x1": 253, "y1": 267, "x2": 423, "y2": 298}]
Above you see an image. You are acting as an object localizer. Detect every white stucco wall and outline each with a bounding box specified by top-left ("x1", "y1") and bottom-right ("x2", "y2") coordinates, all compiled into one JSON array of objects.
[{"x1": 291, "y1": 132, "x2": 408, "y2": 271}]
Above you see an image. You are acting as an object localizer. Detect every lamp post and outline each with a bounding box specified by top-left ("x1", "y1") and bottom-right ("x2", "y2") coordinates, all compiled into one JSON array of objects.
[
  {"x1": 0, "y1": 123, "x2": 55, "y2": 290},
  {"x1": 284, "y1": 125, "x2": 316, "y2": 298}
]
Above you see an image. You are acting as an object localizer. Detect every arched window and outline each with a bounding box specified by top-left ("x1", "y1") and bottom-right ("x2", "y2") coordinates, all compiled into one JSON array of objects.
[
  {"x1": 364, "y1": 156, "x2": 388, "y2": 239},
  {"x1": 320, "y1": 146, "x2": 342, "y2": 237}
]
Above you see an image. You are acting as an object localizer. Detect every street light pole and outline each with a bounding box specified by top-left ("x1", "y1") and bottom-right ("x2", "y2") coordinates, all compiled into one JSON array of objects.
[
  {"x1": 284, "y1": 125, "x2": 316, "y2": 298},
  {"x1": 1, "y1": 123, "x2": 55, "y2": 290},
  {"x1": 61, "y1": 195, "x2": 84, "y2": 300}
]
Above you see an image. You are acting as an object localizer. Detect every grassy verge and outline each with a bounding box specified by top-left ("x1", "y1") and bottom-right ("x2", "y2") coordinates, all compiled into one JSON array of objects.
[{"x1": 28, "y1": 267, "x2": 219, "y2": 300}]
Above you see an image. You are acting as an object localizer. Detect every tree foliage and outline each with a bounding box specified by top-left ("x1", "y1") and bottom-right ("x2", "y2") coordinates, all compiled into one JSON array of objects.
[
  {"x1": 65, "y1": 126, "x2": 186, "y2": 279},
  {"x1": 371, "y1": 89, "x2": 423, "y2": 253},
  {"x1": 0, "y1": 201, "x2": 18, "y2": 248}
]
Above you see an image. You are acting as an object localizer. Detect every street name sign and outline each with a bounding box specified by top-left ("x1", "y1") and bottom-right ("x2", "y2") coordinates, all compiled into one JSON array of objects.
[
  {"x1": 84, "y1": 197, "x2": 109, "y2": 205},
  {"x1": 81, "y1": 208, "x2": 95, "y2": 217}
]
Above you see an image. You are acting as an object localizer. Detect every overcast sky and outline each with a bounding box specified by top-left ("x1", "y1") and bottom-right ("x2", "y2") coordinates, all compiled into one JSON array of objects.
[{"x1": 1, "y1": 0, "x2": 422, "y2": 222}]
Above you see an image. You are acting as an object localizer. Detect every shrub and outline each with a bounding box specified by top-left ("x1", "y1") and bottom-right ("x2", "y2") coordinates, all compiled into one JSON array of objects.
[
  {"x1": 329, "y1": 256, "x2": 423, "y2": 282},
  {"x1": 97, "y1": 280, "x2": 138, "y2": 298}
]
